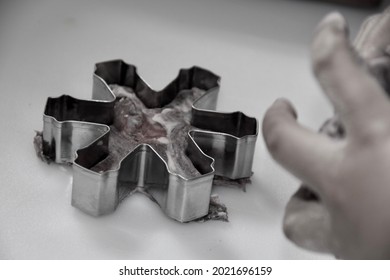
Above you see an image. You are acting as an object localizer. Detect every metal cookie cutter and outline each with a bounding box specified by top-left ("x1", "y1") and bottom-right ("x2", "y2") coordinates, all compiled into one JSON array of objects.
[{"x1": 41, "y1": 60, "x2": 258, "y2": 222}]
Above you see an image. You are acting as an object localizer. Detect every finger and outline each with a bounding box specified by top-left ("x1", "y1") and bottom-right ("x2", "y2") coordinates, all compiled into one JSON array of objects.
[
  {"x1": 354, "y1": 14, "x2": 381, "y2": 58},
  {"x1": 283, "y1": 186, "x2": 331, "y2": 253},
  {"x1": 263, "y1": 98, "x2": 339, "y2": 193},
  {"x1": 354, "y1": 10, "x2": 390, "y2": 93},
  {"x1": 311, "y1": 12, "x2": 390, "y2": 139},
  {"x1": 355, "y1": 8, "x2": 390, "y2": 60}
]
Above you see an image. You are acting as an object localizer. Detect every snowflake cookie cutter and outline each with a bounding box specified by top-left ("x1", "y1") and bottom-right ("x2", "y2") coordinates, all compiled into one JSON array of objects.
[{"x1": 41, "y1": 60, "x2": 258, "y2": 222}]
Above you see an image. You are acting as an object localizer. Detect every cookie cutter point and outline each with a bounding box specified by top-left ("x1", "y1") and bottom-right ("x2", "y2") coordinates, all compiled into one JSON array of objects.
[
  {"x1": 190, "y1": 108, "x2": 258, "y2": 179},
  {"x1": 41, "y1": 59, "x2": 258, "y2": 222}
]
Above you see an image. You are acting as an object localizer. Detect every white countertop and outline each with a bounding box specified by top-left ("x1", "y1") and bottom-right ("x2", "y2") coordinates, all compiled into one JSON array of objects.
[{"x1": 0, "y1": 0, "x2": 385, "y2": 259}]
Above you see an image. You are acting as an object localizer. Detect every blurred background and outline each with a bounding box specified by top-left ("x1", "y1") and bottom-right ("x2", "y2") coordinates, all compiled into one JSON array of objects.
[{"x1": 0, "y1": 0, "x2": 388, "y2": 259}]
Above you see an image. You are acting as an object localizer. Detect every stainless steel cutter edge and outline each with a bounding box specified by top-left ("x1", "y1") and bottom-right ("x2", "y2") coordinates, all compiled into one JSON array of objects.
[{"x1": 41, "y1": 59, "x2": 258, "y2": 222}]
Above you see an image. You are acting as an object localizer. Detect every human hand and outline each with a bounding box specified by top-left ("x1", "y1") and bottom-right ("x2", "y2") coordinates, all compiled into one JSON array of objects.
[{"x1": 262, "y1": 9, "x2": 390, "y2": 259}]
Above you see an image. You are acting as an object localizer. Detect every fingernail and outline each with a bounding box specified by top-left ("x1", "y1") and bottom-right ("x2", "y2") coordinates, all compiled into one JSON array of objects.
[
  {"x1": 318, "y1": 12, "x2": 347, "y2": 33},
  {"x1": 272, "y1": 98, "x2": 297, "y2": 118},
  {"x1": 273, "y1": 98, "x2": 287, "y2": 106}
]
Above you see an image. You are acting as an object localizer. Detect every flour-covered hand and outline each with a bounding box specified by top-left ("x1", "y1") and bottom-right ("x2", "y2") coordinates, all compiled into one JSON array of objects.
[{"x1": 263, "y1": 9, "x2": 390, "y2": 259}]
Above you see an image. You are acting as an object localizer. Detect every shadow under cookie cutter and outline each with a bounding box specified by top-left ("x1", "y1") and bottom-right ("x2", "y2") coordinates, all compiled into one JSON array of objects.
[{"x1": 41, "y1": 60, "x2": 258, "y2": 222}]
